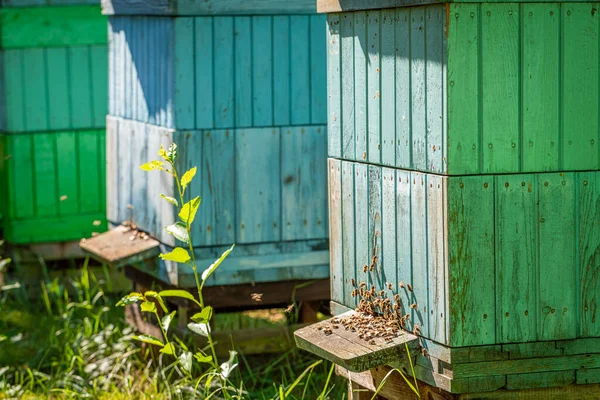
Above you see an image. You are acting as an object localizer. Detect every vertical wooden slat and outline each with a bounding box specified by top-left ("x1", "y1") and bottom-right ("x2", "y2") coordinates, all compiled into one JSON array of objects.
[
  {"x1": 448, "y1": 175, "x2": 496, "y2": 346},
  {"x1": 329, "y1": 158, "x2": 344, "y2": 305},
  {"x1": 106, "y1": 117, "x2": 119, "y2": 223},
  {"x1": 411, "y1": 172, "x2": 429, "y2": 337},
  {"x1": 496, "y1": 174, "x2": 537, "y2": 343},
  {"x1": 214, "y1": 17, "x2": 235, "y2": 129},
  {"x1": 117, "y1": 119, "x2": 132, "y2": 223},
  {"x1": 367, "y1": 11, "x2": 381, "y2": 164},
  {"x1": 194, "y1": 17, "x2": 214, "y2": 129},
  {"x1": 33, "y1": 134, "x2": 57, "y2": 217},
  {"x1": 381, "y1": 167, "x2": 397, "y2": 298},
  {"x1": 70, "y1": 47, "x2": 94, "y2": 129},
  {"x1": 537, "y1": 172, "x2": 577, "y2": 340},
  {"x1": 522, "y1": 4, "x2": 559, "y2": 172},
  {"x1": 46, "y1": 48, "x2": 71, "y2": 130},
  {"x1": 327, "y1": 14, "x2": 341, "y2": 158},
  {"x1": 235, "y1": 128, "x2": 280, "y2": 243},
  {"x1": 395, "y1": 9, "x2": 410, "y2": 169},
  {"x1": 310, "y1": 14, "x2": 328, "y2": 125},
  {"x1": 91, "y1": 45, "x2": 108, "y2": 128},
  {"x1": 426, "y1": 6, "x2": 444, "y2": 173},
  {"x1": 410, "y1": 8, "x2": 426, "y2": 172},
  {"x1": 130, "y1": 124, "x2": 148, "y2": 227},
  {"x1": 174, "y1": 17, "x2": 195, "y2": 129},
  {"x1": 579, "y1": 172, "x2": 600, "y2": 337},
  {"x1": 396, "y1": 169, "x2": 412, "y2": 323},
  {"x1": 368, "y1": 165, "x2": 382, "y2": 293},
  {"x1": 78, "y1": 131, "x2": 101, "y2": 214},
  {"x1": 273, "y1": 16, "x2": 291, "y2": 126},
  {"x1": 252, "y1": 16, "x2": 274, "y2": 127},
  {"x1": 341, "y1": 13, "x2": 355, "y2": 161},
  {"x1": 234, "y1": 17, "x2": 252, "y2": 128},
  {"x1": 355, "y1": 163, "x2": 369, "y2": 298},
  {"x1": 380, "y1": 10, "x2": 395, "y2": 167},
  {"x1": 342, "y1": 161, "x2": 356, "y2": 307},
  {"x1": 291, "y1": 15, "x2": 311, "y2": 125},
  {"x1": 354, "y1": 12, "x2": 367, "y2": 162},
  {"x1": 481, "y1": 4, "x2": 519, "y2": 173},
  {"x1": 10, "y1": 135, "x2": 35, "y2": 218},
  {"x1": 446, "y1": 4, "x2": 479, "y2": 175},
  {"x1": 562, "y1": 4, "x2": 599, "y2": 171},
  {"x1": 56, "y1": 132, "x2": 79, "y2": 216},
  {"x1": 427, "y1": 174, "x2": 446, "y2": 343},
  {"x1": 24, "y1": 48, "x2": 49, "y2": 132}
]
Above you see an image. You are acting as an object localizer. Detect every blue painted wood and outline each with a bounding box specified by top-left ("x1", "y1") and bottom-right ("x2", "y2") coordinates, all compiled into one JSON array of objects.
[
  {"x1": 380, "y1": 10, "x2": 395, "y2": 167},
  {"x1": 368, "y1": 165, "x2": 382, "y2": 292},
  {"x1": 411, "y1": 172, "x2": 429, "y2": 337},
  {"x1": 327, "y1": 14, "x2": 341, "y2": 159},
  {"x1": 381, "y1": 167, "x2": 397, "y2": 308},
  {"x1": 110, "y1": 14, "x2": 326, "y2": 130},
  {"x1": 354, "y1": 12, "x2": 367, "y2": 162},
  {"x1": 2, "y1": 0, "x2": 99, "y2": 6},
  {"x1": 395, "y1": 8, "x2": 411, "y2": 169},
  {"x1": 329, "y1": 158, "x2": 344, "y2": 306},
  {"x1": 341, "y1": 160, "x2": 356, "y2": 307},
  {"x1": 102, "y1": 0, "x2": 316, "y2": 16},
  {"x1": 367, "y1": 11, "x2": 381, "y2": 165}
]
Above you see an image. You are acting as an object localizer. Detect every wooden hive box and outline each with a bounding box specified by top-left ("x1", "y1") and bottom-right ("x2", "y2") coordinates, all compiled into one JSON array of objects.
[
  {"x1": 103, "y1": 0, "x2": 331, "y2": 289},
  {"x1": 0, "y1": 0, "x2": 108, "y2": 243},
  {"x1": 295, "y1": 0, "x2": 600, "y2": 397}
]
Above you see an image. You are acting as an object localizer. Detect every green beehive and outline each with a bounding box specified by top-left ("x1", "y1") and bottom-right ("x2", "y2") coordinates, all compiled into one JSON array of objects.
[
  {"x1": 296, "y1": 0, "x2": 600, "y2": 397},
  {"x1": 0, "y1": 2, "x2": 108, "y2": 244}
]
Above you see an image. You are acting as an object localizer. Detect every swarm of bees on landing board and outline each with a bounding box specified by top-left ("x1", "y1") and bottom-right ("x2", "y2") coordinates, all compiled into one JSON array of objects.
[{"x1": 317, "y1": 246, "x2": 424, "y2": 353}]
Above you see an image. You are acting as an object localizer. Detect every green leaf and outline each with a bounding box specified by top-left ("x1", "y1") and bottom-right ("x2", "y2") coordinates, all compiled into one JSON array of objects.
[
  {"x1": 161, "y1": 311, "x2": 176, "y2": 334},
  {"x1": 158, "y1": 146, "x2": 169, "y2": 161},
  {"x1": 116, "y1": 292, "x2": 144, "y2": 306},
  {"x1": 180, "y1": 167, "x2": 197, "y2": 190},
  {"x1": 160, "y1": 194, "x2": 178, "y2": 207},
  {"x1": 0, "y1": 258, "x2": 10, "y2": 272},
  {"x1": 166, "y1": 143, "x2": 178, "y2": 162},
  {"x1": 201, "y1": 244, "x2": 235, "y2": 283},
  {"x1": 160, "y1": 343, "x2": 176, "y2": 356},
  {"x1": 144, "y1": 291, "x2": 168, "y2": 313},
  {"x1": 187, "y1": 322, "x2": 211, "y2": 337},
  {"x1": 219, "y1": 350, "x2": 238, "y2": 379},
  {"x1": 173, "y1": 335, "x2": 189, "y2": 352},
  {"x1": 164, "y1": 222, "x2": 189, "y2": 244},
  {"x1": 140, "y1": 160, "x2": 164, "y2": 171},
  {"x1": 159, "y1": 247, "x2": 191, "y2": 264},
  {"x1": 191, "y1": 306, "x2": 213, "y2": 324},
  {"x1": 194, "y1": 352, "x2": 213, "y2": 364},
  {"x1": 140, "y1": 301, "x2": 157, "y2": 313},
  {"x1": 159, "y1": 290, "x2": 201, "y2": 307},
  {"x1": 179, "y1": 351, "x2": 192, "y2": 373},
  {"x1": 132, "y1": 334, "x2": 164, "y2": 347},
  {"x1": 178, "y1": 196, "x2": 201, "y2": 225}
]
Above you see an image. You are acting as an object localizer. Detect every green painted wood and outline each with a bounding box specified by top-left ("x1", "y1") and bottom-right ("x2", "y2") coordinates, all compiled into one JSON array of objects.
[
  {"x1": 576, "y1": 368, "x2": 600, "y2": 384},
  {"x1": 506, "y1": 370, "x2": 575, "y2": 390},
  {"x1": 331, "y1": 3, "x2": 600, "y2": 175},
  {"x1": 502, "y1": 342, "x2": 562, "y2": 359},
  {"x1": 0, "y1": 131, "x2": 106, "y2": 244},
  {"x1": 0, "y1": 6, "x2": 107, "y2": 49}
]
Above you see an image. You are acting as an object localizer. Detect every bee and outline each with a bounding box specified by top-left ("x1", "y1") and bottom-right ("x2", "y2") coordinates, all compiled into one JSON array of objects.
[
  {"x1": 363, "y1": 264, "x2": 368, "y2": 273},
  {"x1": 371, "y1": 285, "x2": 376, "y2": 293},
  {"x1": 251, "y1": 293, "x2": 263, "y2": 302},
  {"x1": 407, "y1": 284, "x2": 413, "y2": 292},
  {"x1": 403, "y1": 313, "x2": 410, "y2": 320},
  {"x1": 387, "y1": 282, "x2": 393, "y2": 290},
  {"x1": 351, "y1": 288, "x2": 358, "y2": 297},
  {"x1": 351, "y1": 278, "x2": 357, "y2": 287},
  {"x1": 372, "y1": 255, "x2": 378, "y2": 265},
  {"x1": 399, "y1": 281, "x2": 405, "y2": 289},
  {"x1": 379, "y1": 290, "x2": 385, "y2": 297},
  {"x1": 394, "y1": 294, "x2": 400, "y2": 303},
  {"x1": 60, "y1": 195, "x2": 68, "y2": 201},
  {"x1": 284, "y1": 304, "x2": 294, "y2": 313},
  {"x1": 421, "y1": 348, "x2": 427, "y2": 357},
  {"x1": 410, "y1": 303, "x2": 418, "y2": 309},
  {"x1": 393, "y1": 303, "x2": 400, "y2": 311},
  {"x1": 413, "y1": 324, "x2": 421, "y2": 335},
  {"x1": 369, "y1": 340, "x2": 376, "y2": 345},
  {"x1": 369, "y1": 263, "x2": 375, "y2": 271},
  {"x1": 359, "y1": 281, "x2": 367, "y2": 288}
]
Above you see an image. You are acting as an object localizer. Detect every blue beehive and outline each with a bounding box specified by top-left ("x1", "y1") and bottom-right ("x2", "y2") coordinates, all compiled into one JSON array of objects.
[{"x1": 104, "y1": 0, "x2": 329, "y2": 288}]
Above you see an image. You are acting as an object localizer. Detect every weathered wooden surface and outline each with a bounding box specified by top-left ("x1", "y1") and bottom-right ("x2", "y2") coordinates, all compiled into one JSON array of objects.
[
  {"x1": 0, "y1": 6, "x2": 107, "y2": 49},
  {"x1": 331, "y1": 161, "x2": 600, "y2": 347},
  {"x1": 295, "y1": 311, "x2": 419, "y2": 372},
  {"x1": 327, "y1": 3, "x2": 600, "y2": 175},
  {"x1": 0, "y1": 131, "x2": 106, "y2": 244},
  {"x1": 80, "y1": 225, "x2": 160, "y2": 268},
  {"x1": 108, "y1": 14, "x2": 326, "y2": 130},
  {"x1": 102, "y1": 0, "x2": 316, "y2": 15},
  {"x1": 1, "y1": 0, "x2": 99, "y2": 6}
]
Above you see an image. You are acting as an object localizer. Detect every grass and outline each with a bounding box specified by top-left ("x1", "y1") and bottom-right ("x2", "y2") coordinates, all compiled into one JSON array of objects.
[{"x1": 0, "y1": 264, "x2": 347, "y2": 399}]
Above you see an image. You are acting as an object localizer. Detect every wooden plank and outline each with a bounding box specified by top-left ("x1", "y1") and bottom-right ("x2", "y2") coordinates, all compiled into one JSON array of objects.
[
  {"x1": 381, "y1": 168, "x2": 397, "y2": 306},
  {"x1": 368, "y1": 165, "x2": 382, "y2": 294},
  {"x1": 273, "y1": 16, "x2": 291, "y2": 127},
  {"x1": 213, "y1": 17, "x2": 235, "y2": 129},
  {"x1": 411, "y1": 172, "x2": 429, "y2": 337},
  {"x1": 481, "y1": 4, "x2": 519, "y2": 173},
  {"x1": 340, "y1": 12, "x2": 355, "y2": 161},
  {"x1": 173, "y1": 17, "x2": 195, "y2": 129},
  {"x1": 410, "y1": 8, "x2": 426, "y2": 171},
  {"x1": 4, "y1": 212, "x2": 106, "y2": 244},
  {"x1": 101, "y1": 0, "x2": 173, "y2": 15},
  {"x1": 78, "y1": 130, "x2": 104, "y2": 214},
  {"x1": 23, "y1": 48, "x2": 48, "y2": 132},
  {"x1": 282, "y1": 126, "x2": 328, "y2": 241},
  {"x1": 460, "y1": 384, "x2": 600, "y2": 400},
  {"x1": 453, "y1": 354, "x2": 600, "y2": 379},
  {"x1": 355, "y1": 163, "x2": 369, "y2": 300},
  {"x1": 80, "y1": 225, "x2": 160, "y2": 267},
  {"x1": 90, "y1": 45, "x2": 108, "y2": 128},
  {"x1": 327, "y1": 14, "x2": 341, "y2": 158},
  {"x1": 252, "y1": 16, "x2": 274, "y2": 127},
  {"x1": 380, "y1": 10, "x2": 395, "y2": 167},
  {"x1": 69, "y1": 46, "x2": 94, "y2": 129},
  {"x1": 0, "y1": 6, "x2": 107, "y2": 49},
  {"x1": 342, "y1": 161, "x2": 356, "y2": 307},
  {"x1": 396, "y1": 169, "x2": 412, "y2": 324},
  {"x1": 537, "y1": 173, "x2": 577, "y2": 341},
  {"x1": 426, "y1": 6, "x2": 444, "y2": 173},
  {"x1": 576, "y1": 368, "x2": 600, "y2": 385},
  {"x1": 395, "y1": 8, "x2": 410, "y2": 169},
  {"x1": 290, "y1": 15, "x2": 311, "y2": 125},
  {"x1": 46, "y1": 48, "x2": 71, "y2": 131},
  {"x1": 55, "y1": 132, "x2": 79, "y2": 216},
  {"x1": 577, "y1": 173, "x2": 600, "y2": 337},
  {"x1": 329, "y1": 159, "x2": 344, "y2": 305},
  {"x1": 506, "y1": 370, "x2": 575, "y2": 390},
  {"x1": 562, "y1": 4, "x2": 599, "y2": 171},
  {"x1": 9, "y1": 135, "x2": 35, "y2": 219},
  {"x1": 310, "y1": 14, "x2": 328, "y2": 125},
  {"x1": 354, "y1": 12, "x2": 367, "y2": 162},
  {"x1": 193, "y1": 17, "x2": 214, "y2": 129},
  {"x1": 235, "y1": 128, "x2": 281, "y2": 243},
  {"x1": 447, "y1": 176, "x2": 496, "y2": 346},
  {"x1": 503, "y1": 342, "x2": 562, "y2": 360},
  {"x1": 294, "y1": 311, "x2": 419, "y2": 372},
  {"x1": 522, "y1": 4, "x2": 559, "y2": 172},
  {"x1": 495, "y1": 174, "x2": 537, "y2": 343},
  {"x1": 3, "y1": 50, "x2": 25, "y2": 132},
  {"x1": 234, "y1": 16, "x2": 252, "y2": 128},
  {"x1": 335, "y1": 365, "x2": 420, "y2": 400},
  {"x1": 33, "y1": 134, "x2": 58, "y2": 217},
  {"x1": 317, "y1": 0, "x2": 436, "y2": 13},
  {"x1": 446, "y1": 4, "x2": 479, "y2": 175},
  {"x1": 367, "y1": 10, "x2": 381, "y2": 164}
]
